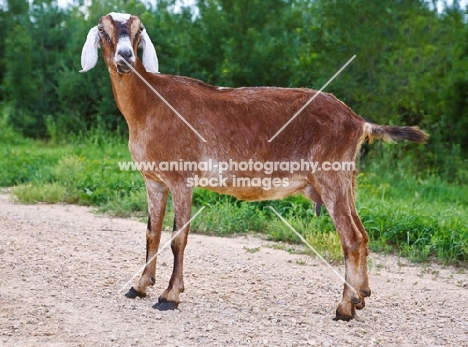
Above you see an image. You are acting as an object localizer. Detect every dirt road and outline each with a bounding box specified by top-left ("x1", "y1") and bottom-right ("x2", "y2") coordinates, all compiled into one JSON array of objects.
[{"x1": 0, "y1": 193, "x2": 467, "y2": 346}]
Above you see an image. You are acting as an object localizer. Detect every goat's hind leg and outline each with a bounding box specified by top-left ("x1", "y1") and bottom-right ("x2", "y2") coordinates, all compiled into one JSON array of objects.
[
  {"x1": 348, "y1": 177, "x2": 371, "y2": 310},
  {"x1": 320, "y1": 185, "x2": 364, "y2": 321},
  {"x1": 125, "y1": 180, "x2": 168, "y2": 299},
  {"x1": 351, "y1": 210, "x2": 371, "y2": 310}
]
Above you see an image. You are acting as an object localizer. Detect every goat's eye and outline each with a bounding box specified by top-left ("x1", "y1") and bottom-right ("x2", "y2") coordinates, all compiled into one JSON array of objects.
[
  {"x1": 138, "y1": 26, "x2": 144, "y2": 33},
  {"x1": 98, "y1": 27, "x2": 104, "y2": 34}
]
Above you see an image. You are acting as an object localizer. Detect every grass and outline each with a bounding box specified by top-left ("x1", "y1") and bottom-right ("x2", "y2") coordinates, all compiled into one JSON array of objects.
[
  {"x1": 1, "y1": 128, "x2": 147, "y2": 216},
  {"x1": 357, "y1": 172, "x2": 468, "y2": 263},
  {"x1": 1, "y1": 125, "x2": 467, "y2": 265},
  {"x1": 243, "y1": 246, "x2": 261, "y2": 254}
]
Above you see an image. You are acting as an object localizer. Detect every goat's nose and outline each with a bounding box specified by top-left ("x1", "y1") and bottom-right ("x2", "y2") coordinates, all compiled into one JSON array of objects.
[{"x1": 118, "y1": 48, "x2": 133, "y2": 61}]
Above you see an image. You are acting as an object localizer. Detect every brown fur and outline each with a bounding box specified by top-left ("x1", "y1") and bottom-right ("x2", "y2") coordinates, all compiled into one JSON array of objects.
[{"x1": 91, "y1": 14, "x2": 428, "y2": 320}]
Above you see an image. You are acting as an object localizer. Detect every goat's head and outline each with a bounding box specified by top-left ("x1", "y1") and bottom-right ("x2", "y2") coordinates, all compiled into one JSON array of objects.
[{"x1": 80, "y1": 12, "x2": 159, "y2": 74}]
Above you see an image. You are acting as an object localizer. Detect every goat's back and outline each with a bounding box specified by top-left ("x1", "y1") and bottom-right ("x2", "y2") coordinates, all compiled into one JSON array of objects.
[{"x1": 136, "y1": 73, "x2": 366, "y2": 164}]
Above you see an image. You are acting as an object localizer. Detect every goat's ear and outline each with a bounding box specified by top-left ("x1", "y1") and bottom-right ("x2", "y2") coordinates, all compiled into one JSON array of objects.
[
  {"x1": 80, "y1": 26, "x2": 100, "y2": 73},
  {"x1": 139, "y1": 29, "x2": 159, "y2": 73}
]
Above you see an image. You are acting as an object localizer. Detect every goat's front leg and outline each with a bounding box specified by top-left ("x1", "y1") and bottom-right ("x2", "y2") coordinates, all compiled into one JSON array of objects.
[
  {"x1": 154, "y1": 185, "x2": 193, "y2": 311},
  {"x1": 125, "y1": 179, "x2": 168, "y2": 299}
]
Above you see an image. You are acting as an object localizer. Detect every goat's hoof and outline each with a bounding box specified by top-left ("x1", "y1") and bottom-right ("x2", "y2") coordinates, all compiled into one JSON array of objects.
[
  {"x1": 125, "y1": 287, "x2": 146, "y2": 299},
  {"x1": 355, "y1": 297, "x2": 365, "y2": 310},
  {"x1": 153, "y1": 297, "x2": 178, "y2": 311},
  {"x1": 360, "y1": 288, "x2": 371, "y2": 297},
  {"x1": 333, "y1": 312, "x2": 355, "y2": 321},
  {"x1": 334, "y1": 303, "x2": 356, "y2": 321}
]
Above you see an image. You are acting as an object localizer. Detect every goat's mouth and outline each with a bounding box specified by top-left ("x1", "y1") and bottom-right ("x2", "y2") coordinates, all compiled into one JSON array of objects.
[{"x1": 116, "y1": 63, "x2": 133, "y2": 74}]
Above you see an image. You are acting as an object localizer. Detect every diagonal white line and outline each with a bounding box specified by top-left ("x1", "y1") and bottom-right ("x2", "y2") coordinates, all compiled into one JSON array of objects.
[
  {"x1": 118, "y1": 206, "x2": 206, "y2": 293},
  {"x1": 268, "y1": 55, "x2": 356, "y2": 142},
  {"x1": 118, "y1": 55, "x2": 207, "y2": 143},
  {"x1": 268, "y1": 206, "x2": 358, "y2": 294}
]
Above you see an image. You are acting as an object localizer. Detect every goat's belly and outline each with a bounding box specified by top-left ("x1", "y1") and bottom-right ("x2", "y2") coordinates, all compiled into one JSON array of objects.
[{"x1": 205, "y1": 178, "x2": 308, "y2": 201}]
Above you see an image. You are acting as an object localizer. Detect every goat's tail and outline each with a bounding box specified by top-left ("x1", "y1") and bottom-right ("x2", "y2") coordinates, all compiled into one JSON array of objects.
[{"x1": 363, "y1": 122, "x2": 429, "y2": 144}]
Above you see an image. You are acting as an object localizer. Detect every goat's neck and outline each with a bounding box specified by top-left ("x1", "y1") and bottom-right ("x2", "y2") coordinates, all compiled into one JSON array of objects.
[{"x1": 108, "y1": 61, "x2": 161, "y2": 130}]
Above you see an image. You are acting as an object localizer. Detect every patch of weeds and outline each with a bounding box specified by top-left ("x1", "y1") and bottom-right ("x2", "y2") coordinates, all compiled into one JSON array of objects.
[
  {"x1": 375, "y1": 261, "x2": 385, "y2": 271},
  {"x1": 267, "y1": 243, "x2": 287, "y2": 251},
  {"x1": 53, "y1": 155, "x2": 87, "y2": 188},
  {"x1": 191, "y1": 201, "x2": 267, "y2": 236},
  {"x1": 418, "y1": 264, "x2": 432, "y2": 278},
  {"x1": 12, "y1": 182, "x2": 78, "y2": 204},
  {"x1": 305, "y1": 231, "x2": 343, "y2": 263},
  {"x1": 286, "y1": 247, "x2": 297, "y2": 254},
  {"x1": 243, "y1": 246, "x2": 260, "y2": 254},
  {"x1": 98, "y1": 189, "x2": 148, "y2": 217}
]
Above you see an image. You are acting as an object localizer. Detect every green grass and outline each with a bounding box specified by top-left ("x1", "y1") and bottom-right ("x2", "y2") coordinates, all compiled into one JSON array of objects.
[
  {"x1": 1, "y1": 129, "x2": 147, "y2": 214},
  {"x1": 1, "y1": 126, "x2": 467, "y2": 265},
  {"x1": 356, "y1": 172, "x2": 468, "y2": 263}
]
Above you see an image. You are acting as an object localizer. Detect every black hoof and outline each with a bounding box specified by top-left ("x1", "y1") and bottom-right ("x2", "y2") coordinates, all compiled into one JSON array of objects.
[
  {"x1": 125, "y1": 287, "x2": 146, "y2": 299},
  {"x1": 152, "y1": 298, "x2": 178, "y2": 311},
  {"x1": 334, "y1": 306, "x2": 356, "y2": 321},
  {"x1": 333, "y1": 314, "x2": 354, "y2": 322}
]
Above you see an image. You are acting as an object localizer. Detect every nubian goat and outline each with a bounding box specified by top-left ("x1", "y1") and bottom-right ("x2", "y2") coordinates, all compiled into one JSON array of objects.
[{"x1": 80, "y1": 12, "x2": 428, "y2": 321}]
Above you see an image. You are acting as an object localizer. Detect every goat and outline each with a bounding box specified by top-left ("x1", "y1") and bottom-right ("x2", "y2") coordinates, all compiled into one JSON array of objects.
[{"x1": 80, "y1": 12, "x2": 428, "y2": 321}]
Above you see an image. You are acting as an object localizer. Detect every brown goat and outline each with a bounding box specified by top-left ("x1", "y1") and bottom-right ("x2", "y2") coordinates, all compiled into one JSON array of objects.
[{"x1": 81, "y1": 13, "x2": 428, "y2": 321}]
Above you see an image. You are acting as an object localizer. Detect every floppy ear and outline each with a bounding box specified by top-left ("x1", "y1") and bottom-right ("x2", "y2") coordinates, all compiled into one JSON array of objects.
[
  {"x1": 80, "y1": 26, "x2": 100, "y2": 73},
  {"x1": 139, "y1": 29, "x2": 159, "y2": 73}
]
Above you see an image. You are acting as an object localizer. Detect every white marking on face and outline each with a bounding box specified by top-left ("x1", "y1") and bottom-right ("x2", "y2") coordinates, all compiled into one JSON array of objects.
[
  {"x1": 109, "y1": 12, "x2": 131, "y2": 24},
  {"x1": 115, "y1": 36, "x2": 135, "y2": 63}
]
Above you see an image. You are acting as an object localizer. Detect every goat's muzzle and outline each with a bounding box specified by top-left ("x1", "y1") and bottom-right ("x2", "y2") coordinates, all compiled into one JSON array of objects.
[{"x1": 116, "y1": 49, "x2": 135, "y2": 74}]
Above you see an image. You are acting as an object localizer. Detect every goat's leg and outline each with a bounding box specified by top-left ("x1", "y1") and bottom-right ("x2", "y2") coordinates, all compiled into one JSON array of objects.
[
  {"x1": 348, "y1": 176, "x2": 371, "y2": 309},
  {"x1": 125, "y1": 180, "x2": 168, "y2": 298},
  {"x1": 321, "y1": 185, "x2": 363, "y2": 321},
  {"x1": 154, "y1": 185, "x2": 193, "y2": 311},
  {"x1": 350, "y1": 208, "x2": 371, "y2": 309}
]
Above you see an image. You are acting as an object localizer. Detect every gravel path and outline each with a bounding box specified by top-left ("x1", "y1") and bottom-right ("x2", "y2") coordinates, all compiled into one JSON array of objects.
[{"x1": 0, "y1": 193, "x2": 467, "y2": 346}]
